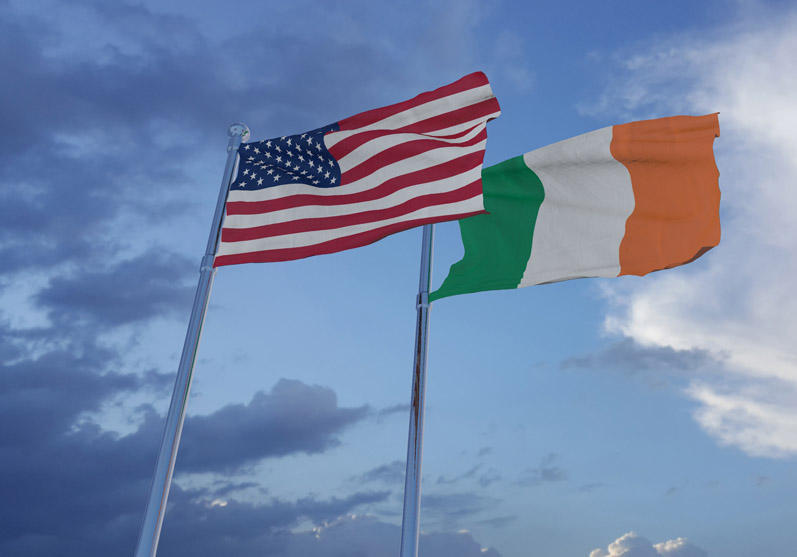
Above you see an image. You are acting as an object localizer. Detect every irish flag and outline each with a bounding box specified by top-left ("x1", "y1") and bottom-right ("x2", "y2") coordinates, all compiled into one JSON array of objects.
[{"x1": 431, "y1": 114, "x2": 720, "y2": 301}]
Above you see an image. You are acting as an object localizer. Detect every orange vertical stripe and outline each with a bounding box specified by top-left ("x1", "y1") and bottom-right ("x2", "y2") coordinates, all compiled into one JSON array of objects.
[{"x1": 612, "y1": 114, "x2": 721, "y2": 276}]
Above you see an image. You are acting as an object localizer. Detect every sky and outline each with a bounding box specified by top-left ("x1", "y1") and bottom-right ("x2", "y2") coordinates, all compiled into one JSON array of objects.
[{"x1": 1, "y1": 0, "x2": 796, "y2": 556}]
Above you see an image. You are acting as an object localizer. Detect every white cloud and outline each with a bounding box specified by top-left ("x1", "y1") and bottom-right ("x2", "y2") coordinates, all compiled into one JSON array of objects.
[
  {"x1": 595, "y1": 6, "x2": 797, "y2": 457},
  {"x1": 589, "y1": 532, "x2": 707, "y2": 557},
  {"x1": 281, "y1": 514, "x2": 500, "y2": 557}
]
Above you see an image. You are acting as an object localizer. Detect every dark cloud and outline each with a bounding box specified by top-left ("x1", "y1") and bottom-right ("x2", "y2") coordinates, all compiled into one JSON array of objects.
[
  {"x1": 0, "y1": 372, "x2": 375, "y2": 556},
  {"x1": 178, "y1": 379, "x2": 369, "y2": 473},
  {"x1": 421, "y1": 492, "x2": 499, "y2": 522},
  {"x1": 375, "y1": 403, "x2": 410, "y2": 422},
  {"x1": 209, "y1": 480, "x2": 263, "y2": 498},
  {"x1": 517, "y1": 453, "x2": 568, "y2": 487},
  {"x1": 437, "y1": 464, "x2": 482, "y2": 485},
  {"x1": 352, "y1": 460, "x2": 406, "y2": 485},
  {"x1": 157, "y1": 490, "x2": 391, "y2": 557},
  {"x1": 561, "y1": 338, "x2": 717, "y2": 377},
  {"x1": 0, "y1": 252, "x2": 372, "y2": 556},
  {"x1": 0, "y1": 344, "x2": 159, "y2": 447},
  {"x1": 0, "y1": 0, "x2": 438, "y2": 276},
  {"x1": 36, "y1": 252, "x2": 194, "y2": 326},
  {"x1": 477, "y1": 446, "x2": 493, "y2": 457}
]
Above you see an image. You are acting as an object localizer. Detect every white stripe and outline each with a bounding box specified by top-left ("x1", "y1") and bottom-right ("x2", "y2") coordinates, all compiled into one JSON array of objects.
[
  {"x1": 323, "y1": 83, "x2": 495, "y2": 148},
  {"x1": 223, "y1": 166, "x2": 482, "y2": 229},
  {"x1": 336, "y1": 123, "x2": 485, "y2": 174},
  {"x1": 227, "y1": 139, "x2": 487, "y2": 204},
  {"x1": 424, "y1": 110, "x2": 501, "y2": 137},
  {"x1": 217, "y1": 195, "x2": 484, "y2": 256},
  {"x1": 518, "y1": 126, "x2": 635, "y2": 287}
]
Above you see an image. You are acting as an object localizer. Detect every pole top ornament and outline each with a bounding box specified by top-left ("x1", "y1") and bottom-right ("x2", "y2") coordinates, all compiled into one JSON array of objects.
[{"x1": 228, "y1": 122, "x2": 250, "y2": 141}]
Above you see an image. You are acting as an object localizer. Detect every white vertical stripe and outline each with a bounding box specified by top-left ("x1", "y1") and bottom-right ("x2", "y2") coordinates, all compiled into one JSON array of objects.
[{"x1": 518, "y1": 126, "x2": 635, "y2": 287}]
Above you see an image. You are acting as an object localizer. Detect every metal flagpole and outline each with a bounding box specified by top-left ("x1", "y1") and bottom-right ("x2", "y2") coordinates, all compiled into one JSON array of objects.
[
  {"x1": 133, "y1": 122, "x2": 250, "y2": 557},
  {"x1": 399, "y1": 223, "x2": 434, "y2": 557}
]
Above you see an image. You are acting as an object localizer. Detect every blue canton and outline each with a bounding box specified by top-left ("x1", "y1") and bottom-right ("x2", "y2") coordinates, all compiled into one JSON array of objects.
[{"x1": 233, "y1": 123, "x2": 342, "y2": 191}]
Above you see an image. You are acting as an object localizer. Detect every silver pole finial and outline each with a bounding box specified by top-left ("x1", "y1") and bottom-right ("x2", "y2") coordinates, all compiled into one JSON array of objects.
[{"x1": 228, "y1": 122, "x2": 250, "y2": 141}]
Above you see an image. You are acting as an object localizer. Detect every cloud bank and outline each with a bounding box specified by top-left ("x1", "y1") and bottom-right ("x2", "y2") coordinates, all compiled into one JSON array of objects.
[{"x1": 593, "y1": 6, "x2": 797, "y2": 457}]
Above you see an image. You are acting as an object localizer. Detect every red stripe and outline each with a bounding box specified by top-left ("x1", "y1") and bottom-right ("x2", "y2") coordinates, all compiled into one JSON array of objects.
[
  {"x1": 336, "y1": 72, "x2": 489, "y2": 131},
  {"x1": 339, "y1": 128, "x2": 487, "y2": 185},
  {"x1": 214, "y1": 208, "x2": 485, "y2": 266},
  {"x1": 330, "y1": 99, "x2": 499, "y2": 160},
  {"x1": 328, "y1": 124, "x2": 476, "y2": 161},
  {"x1": 225, "y1": 150, "x2": 485, "y2": 215},
  {"x1": 222, "y1": 179, "x2": 483, "y2": 242},
  {"x1": 387, "y1": 98, "x2": 500, "y2": 136}
]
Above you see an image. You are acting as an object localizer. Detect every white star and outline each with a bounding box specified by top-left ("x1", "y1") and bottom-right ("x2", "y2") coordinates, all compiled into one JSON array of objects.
[
  {"x1": 330, "y1": 176, "x2": 337, "y2": 183},
  {"x1": 265, "y1": 140, "x2": 272, "y2": 148},
  {"x1": 293, "y1": 164, "x2": 300, "y2": 170},
  {"x1": 239, "y1": 181, "x2": 247, "y2": 187},
  {"x1": 313, "y1": 180, "x2": 319, "y2": 184},
  {"x1": 242, "y1": 169, "x2": 250, "y2": 176},
  {"x1": 306, "y1": 136, "x2": 313, "y2": 143},
  {"x1": 328, "y1": 159, "x2": 335, "y2": 166},
  {"x1": 324, "y1": 171, "x2": 330, "y2": 178},
  {"x1": 298, "y1": 155, "x2": 305, "y2": 162},
  {"x1": 257, "y1": 178, "x2": 264, "y2": 185},
  {"x1": 250, "y1": 173, "x2": 257, "y2": 180},
  {"x1": 275, "y1": 145, "x2": 281, "y2": 152},
  {"x1": 253, "y1": 147, "x2": 260, "y2": 154},
  {"x1": 296, "y1": 144, "x2": 302, "y2": 152},
  {"x1": 276, "y1": 156, "x2": 282, "y2": 163},
  {"x1": 301, "y1": 170, "x2": 307, "y2": 175},
  {"x1": 265, "y1": 152, "x2": 272, "y2": 158},
  {"x1": 273, "y1": 174, "x2": 281, "y2": 181},
  {"x1": 286, "y1": 151, "x2": 293, "y2": 157},
  {"x1": 315, "y1": 142, "x2": 322, "y2": 150},
  {"x1": 286, "y1": 138, "x2": 292, "y2": 146},
  {"x1": 247, "y1": 156, "x2": 255, "y2": 161},
  {"x1": 243, "y1": 144, "x2": 250, "y2": 150},
  {"x1": 267, "y1": 169, "x2": 274, "y2": 174},
  {"x1": 308, "y1": 160, "x2": 315, "y2": 168}
]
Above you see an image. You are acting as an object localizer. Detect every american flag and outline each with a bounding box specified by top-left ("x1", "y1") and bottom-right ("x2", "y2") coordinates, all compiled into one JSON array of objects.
[{"x1": 214, "y1": 72, "x2": 501, "y2": 266}]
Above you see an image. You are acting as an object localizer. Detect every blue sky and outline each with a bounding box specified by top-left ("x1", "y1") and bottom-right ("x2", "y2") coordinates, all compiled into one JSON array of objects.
[{"x1": 2, "y1": 1, "x2": 796, "y2": 556}]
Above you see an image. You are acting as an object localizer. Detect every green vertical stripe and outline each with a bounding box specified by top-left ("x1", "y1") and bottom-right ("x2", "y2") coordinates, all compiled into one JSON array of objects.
[{"x1": 430, "y1": 155, "x2": 545, "y2": 301}]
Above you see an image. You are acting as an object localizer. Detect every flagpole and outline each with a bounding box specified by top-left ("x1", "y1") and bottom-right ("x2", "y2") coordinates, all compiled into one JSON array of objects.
[
  {"x1": 133, "y1": 123, "x2": 249, "y2": 557},
  {"x1": 399, "y1": 223, "x2": 434, "y2": 557}
]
